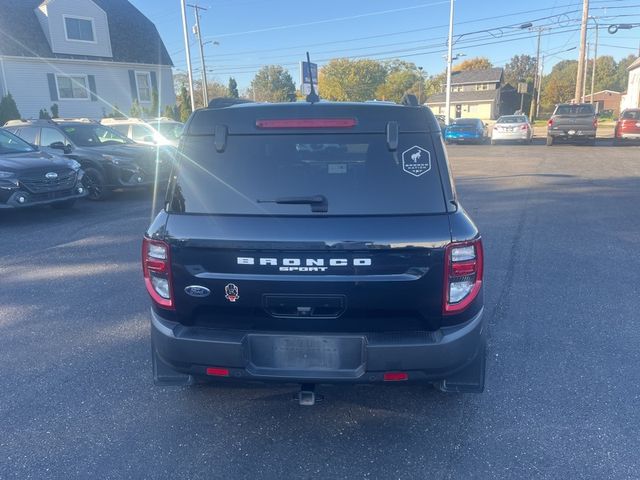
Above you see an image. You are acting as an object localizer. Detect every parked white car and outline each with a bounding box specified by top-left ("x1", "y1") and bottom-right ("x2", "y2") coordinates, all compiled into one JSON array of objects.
[
  {"x1": 491, "y1": 115, "x2": 533, "y2": 145},
  {"x1": 101, "y1": 117, "x2": 183, "y2": 147}
]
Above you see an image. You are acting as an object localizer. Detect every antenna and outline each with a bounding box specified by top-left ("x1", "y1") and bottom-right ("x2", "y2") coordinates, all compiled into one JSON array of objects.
[{"x1": 305, "y1": 52, "x2": 319, "y2": 103}]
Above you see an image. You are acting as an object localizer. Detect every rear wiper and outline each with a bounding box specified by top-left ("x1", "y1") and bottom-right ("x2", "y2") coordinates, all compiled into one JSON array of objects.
[{"x1": 257, "y1": 195, "x2": 328, "y2": 213}]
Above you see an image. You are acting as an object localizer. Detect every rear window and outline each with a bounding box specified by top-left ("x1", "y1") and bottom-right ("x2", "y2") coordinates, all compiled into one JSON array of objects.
[
  {"x1": 170, "y1": 133, "x2": 446, "y2": 216},
  {"x1": 61, "y1": 124, "x2": 133, "y2": 147},
  {"x1": 621, "y1": 110, "x2": 640, "y2": 120},
  {"x1": 497, "y1": 116, "x2": 527, "y2": 124},
  {"x1": 451, "y1": 119, "x2": 478, "y2": 126},
  {"x1": 555, "y1": 105, "x2": 595, "y2": 115}
]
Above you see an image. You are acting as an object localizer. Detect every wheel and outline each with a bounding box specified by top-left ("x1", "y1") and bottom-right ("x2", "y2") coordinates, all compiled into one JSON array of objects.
[
  {"x1": 50, "y1": 199, "x2": 77, "y2": 209},
  {"x1": 546, "y1": 135, "x2": 554, "y2": 146},
  {"x1": 82, "y1": 167, "x2": 111, "y2": 201}
]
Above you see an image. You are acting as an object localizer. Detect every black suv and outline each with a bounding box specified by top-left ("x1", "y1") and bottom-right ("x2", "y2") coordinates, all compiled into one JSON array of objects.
[
  {"x1": 4, "y1": 119, "x2": 172, "y2": 200},
  {"x1": 144, "y1": 100, "x2": 485, "y2": 400},
  {"x1": 0, "y1": 128, "x2": 86, "y2": 209}
]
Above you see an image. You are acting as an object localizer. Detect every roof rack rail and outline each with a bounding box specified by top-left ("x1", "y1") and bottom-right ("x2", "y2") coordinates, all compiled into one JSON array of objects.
[
  {"x1": 51, "y1": 117, "x2": 99, "y2": 123},
  {"x1": 207, "y1": 97, "x2": 253, "y2": 109}
]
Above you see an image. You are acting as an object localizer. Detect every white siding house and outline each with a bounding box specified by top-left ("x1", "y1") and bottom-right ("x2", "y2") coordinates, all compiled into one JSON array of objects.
[
  {"x1": 0, "y1": 0, "x2": 175, "y2": 119},
  {"x1": 620, "y1": 57, "x2": 640, "y2": 111}
]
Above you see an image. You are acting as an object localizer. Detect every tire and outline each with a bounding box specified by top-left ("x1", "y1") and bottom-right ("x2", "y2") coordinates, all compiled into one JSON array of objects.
[
  {"x1": 546, "y1": 135, "x2": 554, "y2": 146},
  {"x1": 82, "y1": 167, "x2": 111, "y2": 201},
  {"x1": 50, "y1": 199, "x2": 77, "y2": 209}
]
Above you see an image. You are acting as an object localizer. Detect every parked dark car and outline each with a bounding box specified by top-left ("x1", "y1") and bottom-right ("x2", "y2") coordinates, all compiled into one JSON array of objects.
[
  {"x1": 0, "y1": 128, "x2": 86, "y2": 209},
  {"x1": 613, "y1": 109, "x2": 640, "y2": 145},
  {"x1": 4, "y1": 119, "x2": 172, "y2": 200},
  {"x1": 444, "y1": 118, "x2": 488, "y2": 144},
  {"x1": 144, "y1": 99, "x2": 486, "y2": 403},
  {"x1": 546, "y1": 103, "x2": 597, "y2": 146}
]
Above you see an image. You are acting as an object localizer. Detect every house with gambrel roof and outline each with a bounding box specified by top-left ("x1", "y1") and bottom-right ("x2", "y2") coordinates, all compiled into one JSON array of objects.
[{"x1": 0, "y1": 0, "x2": 175, "y2": 119}]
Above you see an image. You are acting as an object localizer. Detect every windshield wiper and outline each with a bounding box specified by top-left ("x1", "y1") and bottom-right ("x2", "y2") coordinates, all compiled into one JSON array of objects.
[{"x1": 257, "y1": 195, "x2": 328, "y2": 213}]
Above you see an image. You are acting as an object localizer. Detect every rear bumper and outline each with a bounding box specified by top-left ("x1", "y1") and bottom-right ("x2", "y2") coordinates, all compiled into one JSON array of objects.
[
  {"x1": 547, "y1": 128, "x2": 596, "y2": 139},
  {"x1": 617, "y1": 132, "x2": 640, "y2": 140},
  {"x1": 492, "y1": 131, "x2": 529, "y2": 141},
  {"x1": 151, "y1": 307, "x2": 485, "y2": 385}
]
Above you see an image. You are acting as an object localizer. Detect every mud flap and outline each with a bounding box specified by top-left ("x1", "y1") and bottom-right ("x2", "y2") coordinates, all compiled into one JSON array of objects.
[
  {"x1": 436, "y1": 339, "x2": 486, "y2": 393},
  {"x1": 152, "y1": 342, "x2": 195, "y2": 386}
]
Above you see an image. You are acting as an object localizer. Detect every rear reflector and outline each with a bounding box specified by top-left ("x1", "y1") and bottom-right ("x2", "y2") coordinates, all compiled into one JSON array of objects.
[
  {"x1": 256, "y1": 118, "x2": 357, "y2": 129},
  {"x1": 206, "y1": 367, "x2": 230, "y2": 377},
  {"x1": 383, "y1": 372, "x2": 408, "y2": 382}
]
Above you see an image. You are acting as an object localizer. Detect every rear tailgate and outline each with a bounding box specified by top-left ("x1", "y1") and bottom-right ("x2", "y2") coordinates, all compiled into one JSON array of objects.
[{"x1": 166, "y1": 215, "x2": 451, "y2": 332}]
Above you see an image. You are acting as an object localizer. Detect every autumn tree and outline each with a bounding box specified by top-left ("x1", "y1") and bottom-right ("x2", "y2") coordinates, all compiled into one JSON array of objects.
[
  {"x1": 540, "y1": 60, "x2": 578, "y2": 111},
  {"x1": 319, "y1": 59, "x2": 387, "y2": 102},
  {"x1": 248, "y1": 65, "x2": 296, "y2": 102},
  {"x1": 453, "y1": 57, "x2": 493, "y2": 72}
]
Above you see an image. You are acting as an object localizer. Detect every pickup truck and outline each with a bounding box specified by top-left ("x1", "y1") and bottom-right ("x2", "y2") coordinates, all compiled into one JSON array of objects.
[{"x1": 546, "y1": 103, "x2": 597, "y2": 146}]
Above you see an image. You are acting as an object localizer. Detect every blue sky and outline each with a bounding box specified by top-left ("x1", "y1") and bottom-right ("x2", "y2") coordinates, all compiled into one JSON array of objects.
[{"x1": 130, "y1": 0, "x2": 640, "y2": 92}]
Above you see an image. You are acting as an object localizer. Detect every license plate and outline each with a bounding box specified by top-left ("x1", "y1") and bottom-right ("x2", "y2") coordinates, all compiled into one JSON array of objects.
[
  {"x1": 568, "y1": 130, "x2": 576, "y2": 135},
  {"x1": 248, "y1": 335, "x2": 365, "y2": 371}
]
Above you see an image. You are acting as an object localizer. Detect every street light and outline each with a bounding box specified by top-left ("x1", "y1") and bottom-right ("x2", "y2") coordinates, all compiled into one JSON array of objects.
[{"x1": 520, "y1": 22, "x2": 545, "y2": 121}]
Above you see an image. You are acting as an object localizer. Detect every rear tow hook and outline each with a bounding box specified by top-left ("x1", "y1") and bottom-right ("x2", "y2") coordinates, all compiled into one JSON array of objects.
[{"x1": 295, "y1": 384, "x2": 323, "y2": 406}]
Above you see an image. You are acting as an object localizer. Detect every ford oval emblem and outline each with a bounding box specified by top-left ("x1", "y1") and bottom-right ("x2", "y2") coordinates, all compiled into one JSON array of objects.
[
  {"x1": 45, "y1": 172, "x2": 58, "y2": 180},
  {"x1": 184, "y1": 285, "x2": 211, "y2": 298}
]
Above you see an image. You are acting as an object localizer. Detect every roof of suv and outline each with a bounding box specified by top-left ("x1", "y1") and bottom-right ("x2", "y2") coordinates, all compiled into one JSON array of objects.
[{"x1": 186, "y1": 101, "x2": 440, "y2": 136}]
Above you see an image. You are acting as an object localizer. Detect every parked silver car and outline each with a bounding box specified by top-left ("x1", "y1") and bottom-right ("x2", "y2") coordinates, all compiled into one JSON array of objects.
[{"x1": 491, "y1": 115, "x2": 533, "y2": 145}]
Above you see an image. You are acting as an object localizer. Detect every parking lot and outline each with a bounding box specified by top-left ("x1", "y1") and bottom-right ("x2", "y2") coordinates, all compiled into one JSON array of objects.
[{"x1": 1, "y1": 141, "x2": 639, "y2": 479}]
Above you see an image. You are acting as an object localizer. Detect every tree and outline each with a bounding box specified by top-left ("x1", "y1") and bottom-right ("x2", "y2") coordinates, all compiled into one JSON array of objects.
[
  {"x1": 228, "y1": 77, "x2": 239, "y2": 98},
  {"x1": 50, "y1": 103, "x2": 59, "y2": 119},
  {"x1": 0, "y1": 93, "x2": 20, "y2": 125},
  {"x1": 163, "y1": 104, "x2": 179, "y2": 121},
  {"x1": 319, "y1": 59, "x2": 387, "y2": 102},
  {"x1": 177, "y1": 86, "x2": 191, "y2": 122},
  {"x1": 376, "y1": 69, "x2": 423, "y2": 103},
  {"x1": 425, "y1": 71, "x2": 447, "y2": 96},
  {"x1": 453, "y1": 57, "x2": 493, "y2": 72},
  {"x1": 504, "y1": 54, "x2": 537, "y2": 86},
  {"x1": 540, "y1": 60, "x2": 578, "y2": 111},
  {"x1": 612, "y1": 54, "x2": 637, "y2": 92},
  {"x1": 39, "y1": 108, "x2": 51, "y2": 119},
  {"x1": 130, "y1": 99, "x2": 142, "y2": 117},
  {"x1": 248, "y1": 65, "x2": 296, "y2": 102}
]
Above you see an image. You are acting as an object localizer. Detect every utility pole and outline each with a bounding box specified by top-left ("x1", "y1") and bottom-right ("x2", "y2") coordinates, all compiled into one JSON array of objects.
[
  {"x1": 574, "y1": 0, "x2": 590, "y2": 102},
  {"x1": 582, "y1": 42, "x2": 590, "y2": 102},
  {"x1": 444, "y1": 0, "x2": 455, "y2": 125},
  {"x1": 180, "y1": 0, "x2": 195, "y2": 112},
  {"x1": 529, "y1": 28, "x2": 542, "y2": 121},
  {"x1": 418, "y1": 66, "x2": 424, "y2": 104},
  {"x1": 589, "y1": 16, "x2": 599, "y2": 106},
  {"x1": 189, "y1": 3, "x2": 209, "y2": 108},
  {"x1": 536, "y1": 55, "x2": 544, "y2": 119}
]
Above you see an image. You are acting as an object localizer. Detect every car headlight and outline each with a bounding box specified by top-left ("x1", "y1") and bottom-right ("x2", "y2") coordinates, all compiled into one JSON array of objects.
[{"x1": 69, "y1": 160, "x2": 81, "y2": 171}]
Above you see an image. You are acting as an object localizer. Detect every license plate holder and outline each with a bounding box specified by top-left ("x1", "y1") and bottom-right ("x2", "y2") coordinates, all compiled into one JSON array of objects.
[{"x1": 247, "y1": 334, "x2": 365, "y2": 378}]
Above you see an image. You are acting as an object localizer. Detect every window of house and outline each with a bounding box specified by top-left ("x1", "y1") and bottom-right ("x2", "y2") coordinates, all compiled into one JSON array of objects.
[
  {"x1": 136, "y1": 73, "x2": 152, "y2": 102},
  {"x1": 57, "y1": 76, "x2": 89, "y2": 99},
  {"x1": 64, "y1": 16, "x2": 95, "y2": 42}
]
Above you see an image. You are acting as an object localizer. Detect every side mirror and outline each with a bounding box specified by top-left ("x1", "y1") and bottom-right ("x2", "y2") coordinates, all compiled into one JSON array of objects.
[{"x1": 50, "y1": 141, "x2": 66, "y2": 150}]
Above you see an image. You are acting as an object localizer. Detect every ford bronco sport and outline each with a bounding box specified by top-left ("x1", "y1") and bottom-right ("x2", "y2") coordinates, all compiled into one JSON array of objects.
[{"x1": 143, "y1": 98, "x2": 486, "y2": 400}]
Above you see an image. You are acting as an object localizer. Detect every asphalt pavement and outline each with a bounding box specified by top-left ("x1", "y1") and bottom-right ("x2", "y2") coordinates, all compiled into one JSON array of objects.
[{"x1": 1, "y1": 140, "x2": 639, "y2": 479}]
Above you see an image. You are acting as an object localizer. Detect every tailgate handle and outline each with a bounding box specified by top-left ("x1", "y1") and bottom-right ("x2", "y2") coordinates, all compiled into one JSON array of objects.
[{"x1": 263, "y1": 295, "x2": 346, "y2": 319}]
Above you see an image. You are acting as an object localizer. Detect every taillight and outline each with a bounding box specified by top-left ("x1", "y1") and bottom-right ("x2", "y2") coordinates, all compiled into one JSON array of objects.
[
  {"x1": 443, "y1": 239, "x2": 483, "y2": 315},
  {"x1": 142, "y1": 238, "x2": 174, "y2": 309},
  {"x1": 521, "y1": 124, "x2": 529, "y2": 130},
  {"x1": 547, "y1": 119, "x2": 554, "y2": 127}
]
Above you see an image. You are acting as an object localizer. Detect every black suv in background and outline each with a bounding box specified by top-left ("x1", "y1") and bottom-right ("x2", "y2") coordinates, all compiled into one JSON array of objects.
[
  {"x1": 144, "y1": 99, "x2": 485, "y2": 402},
  {"x1": 0, "y1": 128, "x2": 86, "y2": 209},
  {"x1": 4, "y1": 119, "x2": 172, "y2": 200}
]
